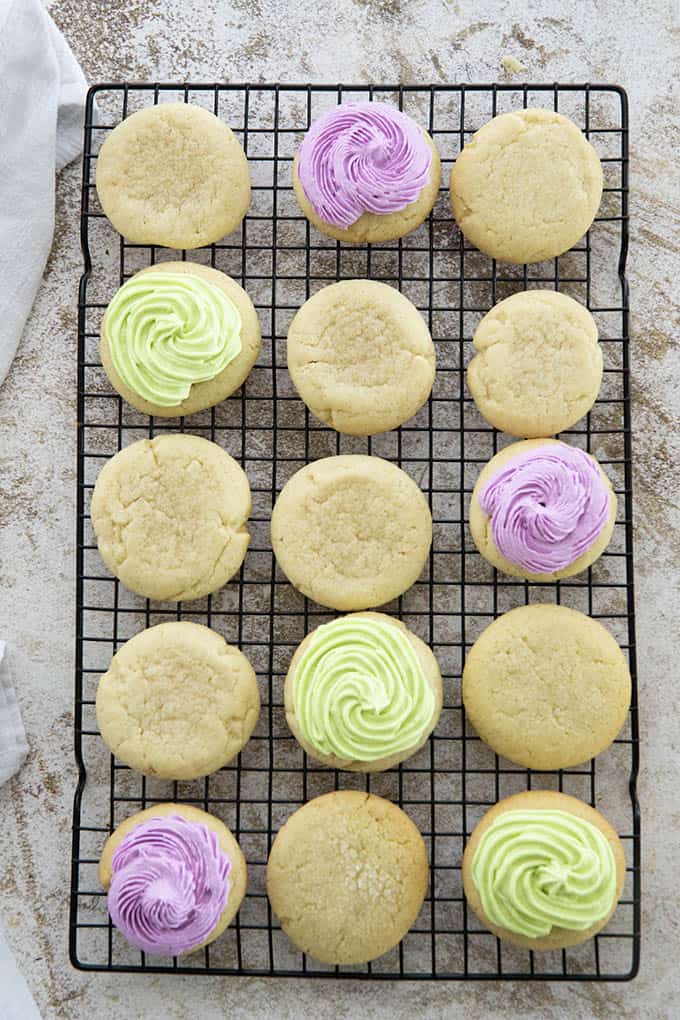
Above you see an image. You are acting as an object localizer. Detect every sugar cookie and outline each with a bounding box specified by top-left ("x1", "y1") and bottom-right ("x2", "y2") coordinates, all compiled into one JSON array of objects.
[
  {"x1": 450, "y1": 108, "x2": 602, "y2": 263},
  {"x1": 267, "y1": 791, "x2": 428, "y2": 964},
  {"x1": 287, "y1": 279, "x2": 435, "y2": 435},
  {"x1": 91, "y1": 434, "x2": 250, "y2": 601},
  {"x1": 96, "y1": 622, "x2": 260, "y2": 779},
  {"x1": 271, "y1": 455, "x2": 431, "y2": 610},
  {"x1": 462, "y1": 604, "x2": 631, "y2": 769},
  {"x1": 96, "y1": 102, "x2": 250, "y2": 248},
  {"x1": 467, "y1": 290, "x2": 602, "y2": 437}
]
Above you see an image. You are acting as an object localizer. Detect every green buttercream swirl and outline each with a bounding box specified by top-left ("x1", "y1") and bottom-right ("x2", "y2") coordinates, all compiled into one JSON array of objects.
[
  {"x1": 105, "y1": 272, "x2": 242, "y2": 406},
  {"x1": 472, "y1": 809, "x2": 617, "y2": 938},
  {"x1": 293, "y1": 616, "x2": 435, "y2": 762}
]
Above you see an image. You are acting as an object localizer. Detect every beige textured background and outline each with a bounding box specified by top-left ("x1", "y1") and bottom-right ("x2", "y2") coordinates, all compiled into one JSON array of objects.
[{"x1": 0, "y1": 1, "x2": 678, "y2": 1017}]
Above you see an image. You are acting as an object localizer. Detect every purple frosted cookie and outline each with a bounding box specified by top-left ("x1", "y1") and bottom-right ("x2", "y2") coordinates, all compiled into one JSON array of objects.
[
  {"x1": 99, "y1": 804, "x2": 247, "y2": 956},
  {"x1": 292, "y1": 101, "x2": 441, "y2": 242},
  {"x1": 470, "y1": 438, "x2": 616, "y2": 580}
]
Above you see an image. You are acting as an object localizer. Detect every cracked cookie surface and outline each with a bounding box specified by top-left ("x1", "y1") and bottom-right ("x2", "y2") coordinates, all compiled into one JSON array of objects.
[
  {"x1": 95, "y1": 102, "x2": 250, "y2": 249},
  {"x1": 467, "y1": 290, "x2": 602, "y2": 437},
  {"x1": 287, "y1": 279, "x2": 436, "y2": 436},
  {"x1": 266, "y1": 790, "x2": 428, "y2": 964},
  {"x1": 96, "y1": 622, "x2": 260, "y2": 780},
  {"x1": 462, "y1": 605, "x2": 631, "y2": 770},
  {"x1": 90, "y1": 434, "x2": 250, "y2": 601},
  {"x1": 270, "y1": 454, "x2": 432, "y2": 610},
  {"x1": 450, "y1": 108, "x2": 603, "y2": 264}
]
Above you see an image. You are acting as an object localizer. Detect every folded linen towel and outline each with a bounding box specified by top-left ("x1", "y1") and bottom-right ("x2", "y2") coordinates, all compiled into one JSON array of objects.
[{"x1": 0, "y1": 0, "x2": 89, "y2": 385}]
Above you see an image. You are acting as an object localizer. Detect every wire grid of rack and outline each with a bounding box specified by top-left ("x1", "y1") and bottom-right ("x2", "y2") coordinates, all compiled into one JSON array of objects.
[{"x1": 70, "y1": 82, "x2": 640, "y2": 981}]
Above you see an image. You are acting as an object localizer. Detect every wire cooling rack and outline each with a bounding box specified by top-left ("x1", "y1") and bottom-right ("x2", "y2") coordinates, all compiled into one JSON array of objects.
[{"x1": 70, "y1": 82, "x2": 639, "y2": 980}]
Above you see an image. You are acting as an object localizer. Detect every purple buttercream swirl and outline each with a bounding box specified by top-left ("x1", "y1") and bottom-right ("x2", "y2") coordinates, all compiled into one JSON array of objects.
[
  {"x1": 479, "y1": 443, "x2": 610, "y2": 574},
  {"x1": 108, "y1": 814, "x2": 231, "y2": 956},
  {"x1": 297, "y1": 101, "x2": 433, "y2": 229}
]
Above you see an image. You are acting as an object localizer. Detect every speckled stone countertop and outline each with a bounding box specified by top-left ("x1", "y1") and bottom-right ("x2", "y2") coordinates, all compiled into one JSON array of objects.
[{"x1": 1, "y1": 2, "x2": 678, "y2": 1018}]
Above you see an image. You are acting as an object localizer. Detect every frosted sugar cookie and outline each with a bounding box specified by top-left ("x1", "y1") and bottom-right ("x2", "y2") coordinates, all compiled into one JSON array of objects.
[
  {"x1": 99, "y1": 803, "x2": 246, "y2": 955},
  {"x1": 293, "y1": 101, "x2": 441, "y2": 243},
  {"x1": 469, "y1": 439, "x2": 616, "y2": 581},
  {"x1": 101, "y1": 262, "x2": 260, "y2": 417},
  {"x1": 463, "y1": 790, "x2": 625, "y2": 950},
  {"x1": 284, "y1": 612, "x2": 442, "y2": 770}
]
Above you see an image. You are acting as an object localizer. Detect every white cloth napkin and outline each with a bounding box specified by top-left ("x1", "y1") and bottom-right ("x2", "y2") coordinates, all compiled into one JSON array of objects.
[
  {"x1": 0, "y1": 646, "x2": 36, "y2": 1018},
  {"x1": 0, "y1": 6, "x2": 88, "y2": 1014},
  {"x1": 0, "y1": 0, "x2": 89, "y2": 385},
  {"x1": 0, "y1": 925, "x2": 42, "y2": 1020},
  {"x1": 0, "y1": 642, "x2": 28, "y2": 785}
]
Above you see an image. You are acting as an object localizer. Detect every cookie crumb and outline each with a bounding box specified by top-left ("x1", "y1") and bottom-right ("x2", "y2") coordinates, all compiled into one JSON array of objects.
[{"x1": 501, "y1": 55, "x2": 527, "y2": 74}]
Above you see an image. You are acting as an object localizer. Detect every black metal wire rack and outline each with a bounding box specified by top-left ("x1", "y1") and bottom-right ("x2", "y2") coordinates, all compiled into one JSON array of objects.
[{"x1": 70, "y1": 82, "x2": 639, "y2": 981}]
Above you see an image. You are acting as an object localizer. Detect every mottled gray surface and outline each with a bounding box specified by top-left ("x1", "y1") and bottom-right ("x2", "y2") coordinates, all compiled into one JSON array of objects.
[{"x1": 0, "y1": 1, "x2": 678, "y2": 1017}]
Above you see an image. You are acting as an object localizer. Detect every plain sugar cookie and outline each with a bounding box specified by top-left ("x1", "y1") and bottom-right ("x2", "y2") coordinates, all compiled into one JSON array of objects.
[
  {"x1": 266, "y1": 791, "x2": 428, "y2": 964},
  {"x1": 462, "y1": 790, "x2": 626, "y2": 950},
  {"x1": 467, "y1": 290, "x2": 602, "y2": 437},
  {"x1": 469, "y1": 438, "x2": 616, "y2": 581},
  {"x1": 96, "y1": 622, "x2": 260, "y2": 779},
  {"x1": 287, "y1": 279, "x2": 435, "y2": 435},
  {"x1": 271, "y1": 455, "x2": 432, "y2": 610},
  {"x1": 96, "y1": 102, "x2": 250, "y2": 248},
  {"x1": 450, "y1": 108, "x2": 603, "y2": 264},
  {"x1": 284, "y1": 612, "x2": 442, "y2": 771},
  {"x1": 101, "y1": 262, "x2": 261, "y2": 417},
  {"x1": 90, "y1": 434, "x2": 250, "y2": 601},
  {"x1": 462, "y1": 604, "x2": 631, "y2": 770},
  {"x1": 99, "y1": 802, "x2": 247, "y2": 955}
]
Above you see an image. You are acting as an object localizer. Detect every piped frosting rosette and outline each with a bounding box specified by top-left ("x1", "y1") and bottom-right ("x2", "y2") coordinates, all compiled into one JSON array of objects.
[
  {"x1": 472, "y1": 809, "x2": 617, "y2": 938},
  {"x1": 104, "y1": 272, "x2": 242, "y2": 406},
  {"x1": 479, "y1": 443, "x2": 610, "y2": 574},
  {"x1": 297, "y1": 101, "x2": 433, "y2": 229},
  {"x1": 107, "y1": 814, "x2": 231, "y2": 955},
  {"x1": 292, "y1": 615, "x2": 435, "y2": 763}
]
